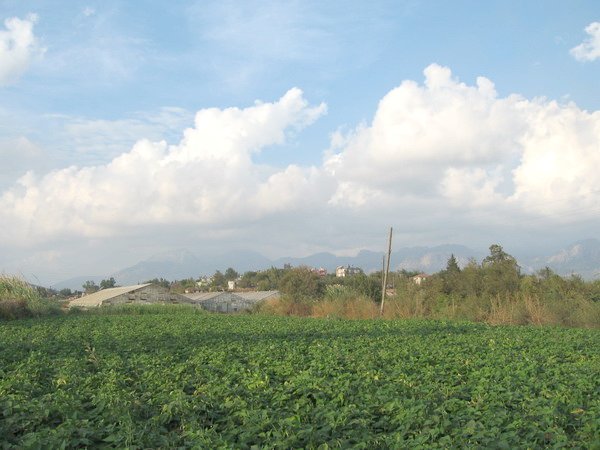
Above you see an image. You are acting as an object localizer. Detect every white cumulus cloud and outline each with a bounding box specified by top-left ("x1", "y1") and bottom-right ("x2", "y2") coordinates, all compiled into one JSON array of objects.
[
  {"x1": 0, "y1": 14, "x2": 43, "y2": 85},
  {"x1": 2, "y1": 65, "x2": 599, "y2": 273},
  {"x1": 570, "y1": 21, "x2": 600, "y2": 61},
  {"x1": 325, "y1": 64, "x2": 600, "y2": 223},
  {"x1": 0, "y1": 136, "x2": 48, "y2": 189},
  {"x1": 0, "y1": 89, "x2": 327, "y2": 245}
]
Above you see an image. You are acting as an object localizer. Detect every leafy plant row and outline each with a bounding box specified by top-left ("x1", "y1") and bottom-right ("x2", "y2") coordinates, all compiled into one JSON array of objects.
[{"x1": 1, "y1": 312, "x2": 598, "y2": 448}]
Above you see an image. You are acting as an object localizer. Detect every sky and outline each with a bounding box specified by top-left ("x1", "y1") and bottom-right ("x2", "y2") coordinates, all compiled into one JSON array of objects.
[{"x1": 0, "y1": 0, "x2": 599, "y2": 285}]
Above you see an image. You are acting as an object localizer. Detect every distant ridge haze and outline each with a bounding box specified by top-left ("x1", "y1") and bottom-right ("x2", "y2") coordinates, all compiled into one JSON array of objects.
[{"x1": 52, "y1": 239, "x2": 600, "y2": 290}]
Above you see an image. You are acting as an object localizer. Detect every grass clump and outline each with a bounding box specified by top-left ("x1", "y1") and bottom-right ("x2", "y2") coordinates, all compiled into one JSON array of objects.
[
  {"x1": 82, "y1": 303, "x2": 206, "y2": 316},
  {"x1": 0, "y1": 275, "x2": 61, "y2": 320}
]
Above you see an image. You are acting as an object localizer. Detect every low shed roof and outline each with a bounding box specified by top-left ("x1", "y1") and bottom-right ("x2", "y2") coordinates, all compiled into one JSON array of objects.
[
  {"x1": 184, "y1": 290, "x2": 279, "y2": 303},
  {"x1": 69, "y1": 284, "x2": 151, "y2": 308},
  {"x1": 236, "y1": 291, "x2": 279, "y2": 301},
  {"x1": 184, "y1": 292, "x2": 224, "y2": 302}
]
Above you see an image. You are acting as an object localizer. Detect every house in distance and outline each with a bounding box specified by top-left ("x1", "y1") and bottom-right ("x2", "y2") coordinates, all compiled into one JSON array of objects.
[
  {"x1": 412, "y1": 273, "x2": 431, "y2": 285},
  {"x1": 335, "y1": 265, "x2": 363, "y2": 277}
]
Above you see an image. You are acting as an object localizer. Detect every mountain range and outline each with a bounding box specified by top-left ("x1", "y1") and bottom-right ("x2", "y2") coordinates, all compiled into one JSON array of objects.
[{"x1": 52, "y1": 239, "x2": 600, "y2": 290}]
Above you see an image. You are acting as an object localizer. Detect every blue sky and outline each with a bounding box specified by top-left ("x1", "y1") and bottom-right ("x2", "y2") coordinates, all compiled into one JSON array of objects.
[{"x1": 1, "y1": 1, "x2": 599, "y2": 283}]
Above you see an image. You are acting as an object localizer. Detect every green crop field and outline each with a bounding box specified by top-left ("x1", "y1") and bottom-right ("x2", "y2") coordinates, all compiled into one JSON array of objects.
[{"x1": 1, "y1": 309, "x2": 599, "y2": 448}]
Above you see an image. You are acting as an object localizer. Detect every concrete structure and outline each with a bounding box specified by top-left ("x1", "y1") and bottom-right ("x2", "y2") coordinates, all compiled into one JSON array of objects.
[
  {"x1": 335, "y1": 265, "x2": 363, "y2": 277},
  {"x1": 68, "y1": 284, "x2": 192, "y2": 308},
  {"x1": 184, "y1": 290, "x2": 279, "y2": 313}
]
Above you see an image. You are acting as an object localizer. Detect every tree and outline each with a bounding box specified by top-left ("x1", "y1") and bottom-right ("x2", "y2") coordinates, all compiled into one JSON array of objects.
[
  {"x1": 442, "y1": 254, "x2": 461, "y2": 294},
  {"x1": 255, "y1": 267, "x2": 287, "y2": 291},
  {"x1": 58, "y1": 288, "x2": 72, "y2": 298},
  {"x1": 536, "y1": 266, "x2": 555, "y2": 281},
  {"x1": 238, "y1": 271, "x2": 258, "y2": 289},
  {"x1": 481, "y1": 244, "x2": 521, "y2": 296},
  {"x1": 100, "y1": 277, "x2": 116, "y2": 289},
  {"x1": 211, "y1": 270, "x2": 226, "y2": 290},
  {"x1": 144, "y1": 278, "x2": 171, "y2": 289},
  {"x1": 459, "y1": 258, "x2": 484, "y2": 297},
  {"x1": 482, "y1": 244, "x2": 518, "y2": 267},
  {"x1": 82, "y1": 280, "x2": 99, "y2": 294},
  {"x1": 169, "y1": 278, "x2": 196, "y2": 294},
  {"x1": 445, "y1": 254, "x2": 461, "y2": 274},
  {"x1": 344, "y1": 274, "x2": 382, "y2": 302},
  {"x1": 279, "y1": 267, "x2": 325, "y2": 301},
  {"x1": 224, "y1": 267, "x2": 239, "y2": 281}
]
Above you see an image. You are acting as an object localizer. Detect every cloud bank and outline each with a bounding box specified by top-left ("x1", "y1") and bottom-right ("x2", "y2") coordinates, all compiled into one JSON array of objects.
[
  {"x1": 571, "y1": 21, "x2": 600, "y2": 61},
  {"x1": 0, "y1": 14, "x2": 42, "y2": 85},
  {"x1": 1, "y1": 65, "x2": 599, "y2": 265},
  {"x1": 325, "y1": 64, "x2": 600, "y2": 222},
  {"x1": 0, "y1": 88, "x2": 327, "y2": 245}
]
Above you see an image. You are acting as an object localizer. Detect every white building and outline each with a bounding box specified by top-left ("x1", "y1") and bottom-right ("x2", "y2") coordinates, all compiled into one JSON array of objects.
[
  {"x1": 412, "y1": 273, "x2": 430, "y2": 285},
  {"x1": 335, "y1": 265, "x2": 363, "y2": 277}
]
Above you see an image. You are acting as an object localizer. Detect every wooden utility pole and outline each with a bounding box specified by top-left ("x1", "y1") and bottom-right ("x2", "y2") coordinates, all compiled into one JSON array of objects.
[
  {"x1": 380, "y1": 227, "x2": 393, "y2": 316},
  {"x1": 381, "y1": 255, "x2": 386, "y2": 294}
]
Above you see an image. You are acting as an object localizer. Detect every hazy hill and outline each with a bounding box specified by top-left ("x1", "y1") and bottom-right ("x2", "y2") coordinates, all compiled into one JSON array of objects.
[
  {"x1": 111, "y1": 249, "x2": 272, "y2": 286},
  {"x1": 52, "y1": 239, "x2": 600, "y2": 289},
  {"x1": 51, "y1": 275, "x2": 104, "y2": 291},
  {"x1": 529, "y1": 238, "x2": 600, "y2": 279},
  {"x1": 275, "y1": 245, "x2": 480, "y2": 274},
  {"x1": 110, "y1": 244, "x2": 480, "y2": 286}
]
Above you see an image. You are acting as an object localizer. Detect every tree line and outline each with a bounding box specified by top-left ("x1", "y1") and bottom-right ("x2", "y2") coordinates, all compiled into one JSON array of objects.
[{"x1": 54, "y1": 243, "x2": 600, "y2": 326}]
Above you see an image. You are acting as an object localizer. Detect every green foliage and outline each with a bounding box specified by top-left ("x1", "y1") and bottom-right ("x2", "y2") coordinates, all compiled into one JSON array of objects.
[
  {"x1": 279, "y1": 267, "x2": 325, "y2": 301},
  {"x1": 82, "y1": 280, "x2": 99, "y2": 294},
  {"x1": 99, "y1": 277, "x2": 117, "y2": 289},
  {"x1": 229, "y1": 244, "x2": 598, "y2": 327},
  {"x1": 325, "y1": 273, "x2": 382, "y2": 302},
  {"x1": 0, "y1": 313, "x2": 598, "y2": 447},
  {"x1": 441, "y1": 254, "x2": 461, "y2": 294},
  {"x1": 85, "y1": 303, "x2": 205, "y2": 316},
  {"x1": 0, "y1": 275, "x2": 61, "y2": 320},
  {"x1": 169, "y1": 278, "x2": 197, "y2": 294},
  {"x1": 224, "y1": 267, "x2": 239, "y2": 281},
  {"x1": 481, "y1": 245, "x2": 521, "y2": 296},
  {"x1": 374, "y1": 245, "x2": 600, "y2": 327},
  {"x1": 483, "y1": 244, "x2": 517, "y2": 266},
  {"x1": 237, "y1": 267, "x2": 287, "y2": 291},
  {"x1": 445, "y1": 254, "x2": 461, "y2": 274},
  {"x1": 58, "y1": 288, "x2": 73, "y2": 298},
  {"x1": 143, "y1": 278, "x2": 171, "y2": 289},
  {"x1": 0, "y1": 275, "x2": 39, "y2": 303},
  {"x1": 210, "y1": 271, "x2": 226, "y2": 290}
]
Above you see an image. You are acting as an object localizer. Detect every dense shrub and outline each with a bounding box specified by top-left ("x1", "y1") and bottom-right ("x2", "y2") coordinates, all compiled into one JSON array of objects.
[
  {"x1": 325, "y1": 273, "x2": 382, "y2": 302},
  {"x1": 259, "y1": 245, "x2": 600, "y2": 328},
  {"x1": 279, "y1": 267, "x2": 325, "y2": 300},
  {"x1": 0, "y1": 298, "x2": 31, "y2": 320}
]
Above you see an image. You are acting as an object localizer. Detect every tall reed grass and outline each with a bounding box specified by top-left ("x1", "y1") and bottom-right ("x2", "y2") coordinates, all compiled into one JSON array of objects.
[
  {"x1": 0, "y1": 275, "x2": 61, "y2": 320},
  {"x1": 80, "y1": 303, "x2": 206, "y2": 316},
  {"x1": 257, "y1": 289, "x2": 600, "y2": 328}
]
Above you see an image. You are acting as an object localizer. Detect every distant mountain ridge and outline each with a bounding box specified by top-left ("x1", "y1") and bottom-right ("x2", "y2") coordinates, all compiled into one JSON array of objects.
[
  {"x1": 111, "y1": 249, "x2": 273, "y2": 286},
  {"x1": 54, "y1": 244, "x2": 483, "y2": 288},
  {"x1": 275, "y1": 245, "x2": 480, "y2": 274},
  {"x1": 529, "y1": 238, "x2": 600, "y2": 279},
  {"x1": 51, "y1": 275, "x2": 104, "y2": 291},
  {"x1": 53, "y1": 239, "x2": 600, "y2": 289}
]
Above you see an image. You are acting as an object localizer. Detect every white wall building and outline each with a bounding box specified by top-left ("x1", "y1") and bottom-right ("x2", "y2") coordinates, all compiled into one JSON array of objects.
[{"x1": 335, "y1": 265, "x2": 363, "y2": 277}]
